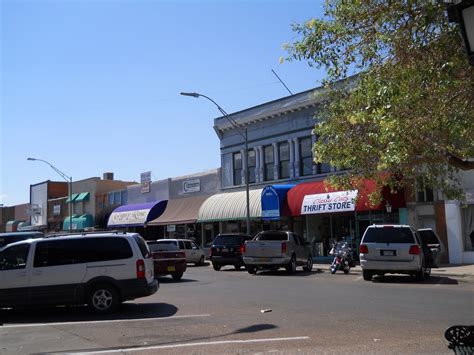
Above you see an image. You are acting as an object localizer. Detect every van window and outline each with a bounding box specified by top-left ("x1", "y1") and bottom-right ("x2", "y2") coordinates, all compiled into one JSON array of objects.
[
  {"x1": 178, "y1": 241, "x2": 185, "y2": 249},
  {"x1": 83, "y1": 238, "x2": 133, "y2": 262},
  {"x1": 0, "y1": 244, "x2": 30, "y2": 270},
  {"x1": 362, "y1": 227, "x2": 415, "y2": 244}
]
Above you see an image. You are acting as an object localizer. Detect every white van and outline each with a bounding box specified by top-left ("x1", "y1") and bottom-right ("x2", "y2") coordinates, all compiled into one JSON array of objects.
[{"x1": 0, "y1": 232, "x2": 158, "y2": 313}]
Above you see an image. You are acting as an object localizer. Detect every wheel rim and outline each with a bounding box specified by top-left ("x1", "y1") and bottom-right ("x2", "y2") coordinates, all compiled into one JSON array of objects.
[{"x1": 92, "y1": 289, "x2": 113, "y2": 311}]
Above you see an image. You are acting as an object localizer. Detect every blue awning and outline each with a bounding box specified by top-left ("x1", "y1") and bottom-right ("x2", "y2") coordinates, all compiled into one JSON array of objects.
[
  {"x1": 107, "y1": 201, "x2": 168, "y2": 228},
  {"x1": 261, "y1": 184, "x2": 295, "y2": 220},
  {"x1": 63, "y1": 214, "x2": 94, "y2": 231}
]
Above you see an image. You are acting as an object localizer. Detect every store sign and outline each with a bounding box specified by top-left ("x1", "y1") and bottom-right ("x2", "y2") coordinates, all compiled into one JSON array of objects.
[
  {"x1": 301, "y1": 190, "x2": 358, "y2": 215},
  {"x1": 53, "y1": 205, "x2": 61, "y2": 215},
  {"x1": 167, "y1": 224, "x2": 176, "y2": 232},
  {"x1": 141, "y1": 171, "x2": 151, "y2": 194},
  {"x1": 108, "y1": 209, "x2": 149, "y2": 226},
  {"x1": 262, "y1": 186, "x2": 280, "y2": 218},
  {"x1": 183, "y1": 179, "x2": 201, "y2": 193}
]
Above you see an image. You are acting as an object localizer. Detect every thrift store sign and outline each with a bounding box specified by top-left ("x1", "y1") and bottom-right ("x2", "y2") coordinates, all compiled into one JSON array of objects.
[{"x1": 301, "y1": 190, "x2": 358, "y2": 215}]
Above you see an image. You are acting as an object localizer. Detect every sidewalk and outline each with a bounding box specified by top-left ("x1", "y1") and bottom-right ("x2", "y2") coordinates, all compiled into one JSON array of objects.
[{"x1": 313, "y1": 263, "x2": 474, "y2": 279}]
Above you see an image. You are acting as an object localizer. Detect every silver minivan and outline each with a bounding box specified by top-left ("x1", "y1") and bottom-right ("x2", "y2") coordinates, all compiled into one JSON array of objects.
[{"x1": 359, "y1": 225, "x2": 431, "y2": 281}]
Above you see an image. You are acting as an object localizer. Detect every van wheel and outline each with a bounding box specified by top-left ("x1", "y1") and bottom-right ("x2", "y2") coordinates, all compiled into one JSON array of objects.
[
  {"x1": 88, "y1": 284, "x2": 119, "y2": 314},
  {"x1": 172, "y1": 272, "x2": 183, "y2": 280},
  {"x1": 212, "y1": 263, "x2": 221, "y2": 271},
  {"x1": 362, "y1": 270, "x2": 373, "y2": 281}
]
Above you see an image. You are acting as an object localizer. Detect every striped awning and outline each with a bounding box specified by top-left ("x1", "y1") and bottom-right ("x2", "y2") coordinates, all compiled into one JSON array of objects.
[{"x1": 197, "y1": 189, "x2": 263, "y2": 223}]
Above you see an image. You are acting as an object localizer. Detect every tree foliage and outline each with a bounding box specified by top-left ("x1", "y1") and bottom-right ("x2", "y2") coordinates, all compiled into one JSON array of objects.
[{"x1": 285, "y1": 0, "x2": 474, "y2": 202}]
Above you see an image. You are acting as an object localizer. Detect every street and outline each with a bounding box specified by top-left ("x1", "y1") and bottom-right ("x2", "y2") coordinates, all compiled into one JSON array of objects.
[{"x1": 1, "y1": 264, "x2": 473, "y2": 354}]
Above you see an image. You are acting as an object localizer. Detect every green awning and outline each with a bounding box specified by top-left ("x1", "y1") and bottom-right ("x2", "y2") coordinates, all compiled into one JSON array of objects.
[
  {"x1": 66, "y1": 193, "x2": 79, "y2": 203},
  {"x1": 63, "y1": 214, "x2": 94, "y2": 230},
  {"x1": 75, "y1": 192, "x2": 90, "y2": 202}
]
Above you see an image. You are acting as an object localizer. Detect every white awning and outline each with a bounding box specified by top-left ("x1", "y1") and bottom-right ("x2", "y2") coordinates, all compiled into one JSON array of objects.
[{"x1": 197, "y1": 189, "x2": 263, "y2": 222}]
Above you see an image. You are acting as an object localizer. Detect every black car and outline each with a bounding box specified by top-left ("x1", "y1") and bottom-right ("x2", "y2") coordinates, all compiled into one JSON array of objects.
[{"x1": 210, "y1": 233, "x2": 252, "y2": 271}]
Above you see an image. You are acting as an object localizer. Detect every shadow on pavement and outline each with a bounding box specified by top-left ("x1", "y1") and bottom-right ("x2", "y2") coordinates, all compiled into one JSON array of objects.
[
  {"x1": 252, "y1": 269, "x2": 318, "y2": 277},
  {"x1": 371, "y1": 275, "x2": 459, "y2": 285},
  {"x1": 0, "y1": 302, "x2": 178, "y2": 325},
  {"x1": 156, "y1": 277, "x2": 198, "y2": 283},
  {"x1": 186, "y1": 262, "x2": 210, "y2": 268}
]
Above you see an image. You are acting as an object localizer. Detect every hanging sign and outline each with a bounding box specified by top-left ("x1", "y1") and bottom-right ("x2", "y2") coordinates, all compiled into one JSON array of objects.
[{"x1": 301, "y1": 190, "x2": 358, "y2": 215}]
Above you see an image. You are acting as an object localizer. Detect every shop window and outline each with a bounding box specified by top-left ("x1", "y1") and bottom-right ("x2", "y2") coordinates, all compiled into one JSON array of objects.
[
  {"x1": 299, "y1": 137, "x2": 314, "y2": 176},
  {"x1": 279, "y1": 142, "x2": 290, "y2": 179},
  {"x1": 463, "y1": 205, "x2": 474, "y2": 251},
  {"x1": 233, "y1": 152, "x2": 242, "y2": 186},
  {"x1": 264, "y1": 145, "x2": 274, "y2": 181},
  {"x1": 248, "y1": 149, "x2": 256, "y2": 183}
]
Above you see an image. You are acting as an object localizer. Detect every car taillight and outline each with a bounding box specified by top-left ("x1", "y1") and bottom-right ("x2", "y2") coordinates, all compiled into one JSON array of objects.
[
  {"x1": 240, "y1": 244, "x2": 245, "y2": 254},
  {"x1": 281, "y1": 242, "x2": 287, "y2": 254},
  {"x1": 210, "y1": 247, "x2": 213, "y2": 257},
  {"x1": 136, "y1": 259, "x2": 145, "y2": 279},
  {"x1": 359, "y1": 244, "x2": 369, "y2": 254},
  {"x1": 409, "y1": 245, "x2": 420, "y2": 255}
]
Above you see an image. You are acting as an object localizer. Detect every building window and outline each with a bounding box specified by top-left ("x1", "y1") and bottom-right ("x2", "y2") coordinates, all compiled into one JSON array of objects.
[
  {"x1": 299, "y1": 137, "x2": 313, "y2": 176},
  {"x1": 264, "y1": 145, "x2": 274, "y2": 181},
  {"x1": 416, "y1": 178, "x2": 434, "y2": 202},
  {"x1": 317, "y1": 162, "x2": 332, "y2": 174},
  {"x1": 279, "y1": 142, "x2": 290, "y2": 179},
  {"x1": 233, "y1": 152, "x2": 242, "y2": 186},
  {"x1": 248, "y1": 149, "x2": 256, "y2": 183}
]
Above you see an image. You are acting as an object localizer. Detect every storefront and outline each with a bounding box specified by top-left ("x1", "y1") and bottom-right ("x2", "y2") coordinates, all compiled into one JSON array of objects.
[
  {"x1": 107, "y1": 200, "x2": 168, "y2": 239},
  {"x1": 147, "y1": 195, "x2": 211, "y2": 246},
  {"x1": 287, "y1": 180, "x2": 406, "y2": 260},
  {"x1": 197, "y1": 189, "x2": 263, "y2": 243}
]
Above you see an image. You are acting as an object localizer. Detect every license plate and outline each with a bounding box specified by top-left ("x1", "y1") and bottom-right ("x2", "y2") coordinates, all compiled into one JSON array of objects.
[
  {"x1": 381, "y1": 250, "x2": 396, "y2": 256},
  {"x1": 259, "y1": 258, "x2": 271, "y2": 262},
  {"x1": 167, "y1": 266, "x2": 176, "y2": 272}
]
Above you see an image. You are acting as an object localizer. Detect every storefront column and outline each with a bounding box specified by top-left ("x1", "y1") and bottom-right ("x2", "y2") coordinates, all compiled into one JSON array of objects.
[
  {"x1": 311, "y1": 134, "x2": 317, "y2": 175},
  {"x1": 273, "y1": 142, "x2": 279, "y2": 180},
  {"x1": 293, "y1": 137, "x2": 300, "y2": 178}
]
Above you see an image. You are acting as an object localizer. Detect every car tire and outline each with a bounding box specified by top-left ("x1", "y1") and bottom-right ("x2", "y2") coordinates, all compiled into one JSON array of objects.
[
  {"x1": 234, "y1": 264, "x2": 242, "y2": 271},
  {"x1": 247, "y1": 266, "x2": 257, "y2": 274},
  {"x1": 286, "y1": 255, "x2": 296, "y2": 274},
  {"x1": 303, "y1": 256, "x2": 313, "y2": 272},
  {"x1": 172, "y1": 272, "x2": 183, "y2": 280},
  {"x1": 88, "y1": 284, "x2": 120, "y2": 314},
  {"x1": 415, "y1": 261, "x2": 430, "y2": 281},
  {"x1": 362, "y1": 270, "x2": 373, "y2": 281},
  {"x1": 212, "y1": 263, "x2": 221, "y2": 271},
  {"x1": 196, "y1": 255, "x2": 205, "y2": 266}
]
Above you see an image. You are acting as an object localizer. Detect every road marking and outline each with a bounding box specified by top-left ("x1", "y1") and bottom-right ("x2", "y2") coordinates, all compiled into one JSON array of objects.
[
  {"x1": 69, "y1": 336, "x2": 310, "y2": 354},
  {"x1": 0, "y1": 314, "x2": 210, "y2": 329}
]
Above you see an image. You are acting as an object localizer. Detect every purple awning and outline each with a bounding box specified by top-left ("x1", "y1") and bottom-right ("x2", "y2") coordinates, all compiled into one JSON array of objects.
[{"x1": 107, "y1": 200, "x2": 168, "y2": 227}]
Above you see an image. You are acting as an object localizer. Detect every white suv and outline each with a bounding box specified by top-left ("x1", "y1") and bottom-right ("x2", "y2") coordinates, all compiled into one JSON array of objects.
[
  {"x1": 0, "y1": 232, "x2": 158, "y2": 313},
  {"x1": 359, "y1": 225, "x2": 431, "y2": 281}
]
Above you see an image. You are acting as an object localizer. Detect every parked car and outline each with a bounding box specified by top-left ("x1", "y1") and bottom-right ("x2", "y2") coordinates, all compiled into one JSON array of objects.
[
  {"x1": 359, "y1": 224, "x2": 432, "y2": 281},
  {"x1": 417, "y1": 228, "x2": 445, "y2": 268},
  {"x1": 0, "y1": 231, "x2": 44, "y2": 248},
  {"x1": 147, "y1": 240, "x2": 187, "y2": 280},
  {"x1": 153, "y1": 239, "x2": 205, "y2": 265},
  {"x1": 210, "y1": 233, "x2": 252, "y2": 271},
  {"x1": 0, "y1": 232, "x2": 158, "y2": 313},
  {"x1": 242, "y1": 230, "x2": 313, "y2": 275}
]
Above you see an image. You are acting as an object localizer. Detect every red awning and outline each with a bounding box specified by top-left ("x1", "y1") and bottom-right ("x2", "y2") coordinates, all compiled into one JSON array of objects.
[{"x1": 287, "y1": 179, "x2": 405, "y2": 216}]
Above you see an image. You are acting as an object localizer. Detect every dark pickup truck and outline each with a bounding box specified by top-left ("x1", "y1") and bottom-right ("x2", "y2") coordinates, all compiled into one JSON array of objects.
[{"x1": 210, "y1": 233, "x2": 252, "y2": 271}]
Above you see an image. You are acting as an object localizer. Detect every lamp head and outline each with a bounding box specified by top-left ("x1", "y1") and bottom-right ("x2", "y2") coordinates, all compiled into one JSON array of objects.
[
  {"x1": 180, "y1": 92, "x2": 200, "y2": 98},
  {"x1": 27, "y1": 157, "x2": 36, "y2": 161}
]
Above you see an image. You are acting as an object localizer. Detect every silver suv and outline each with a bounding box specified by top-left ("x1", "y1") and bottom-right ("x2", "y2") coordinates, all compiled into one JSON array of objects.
[{"x1": 359, "y1": 225, "x2": 431, "y2": 281}]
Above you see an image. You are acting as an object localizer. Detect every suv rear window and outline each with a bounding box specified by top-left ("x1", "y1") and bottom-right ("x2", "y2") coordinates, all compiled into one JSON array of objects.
[
  {"x1": 255, "y1": 232, "x2": 288, "y2": 241},
  {"x1": 148, "y1": 241, "x2": 178, "y2": 252},
  {"x1": 213, "y1": 235, "x2": 246, "y2": 245},
  {"x1": 362, "y1": 227, "x2": 415, "y2": 244},
  {"x1": 133, "y1": 235, "x2": 151, "y2": 258}
]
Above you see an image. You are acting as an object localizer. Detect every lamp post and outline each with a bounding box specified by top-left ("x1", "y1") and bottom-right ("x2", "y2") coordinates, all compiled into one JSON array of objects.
[
  {"x1": 180, "y1": 92, "x2": 251, "y2": 235},
  {"x1": 27, "y1": 157, "x2": 73, "y2": 232},
  {"x1": 447, "y1": 0, "x2": 474, "y2": 65}
]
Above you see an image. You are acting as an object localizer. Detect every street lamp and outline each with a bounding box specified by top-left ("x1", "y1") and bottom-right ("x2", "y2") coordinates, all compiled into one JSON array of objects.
[
  {"x1": 27, "y1": 157, "x2": 73, "y2": 232},
  {"x1": 447, "y1": 0, "x2": 474, "y2": 65},
  {"x1": 180, "y1": 92, "x2": 251, "y2": 235}
]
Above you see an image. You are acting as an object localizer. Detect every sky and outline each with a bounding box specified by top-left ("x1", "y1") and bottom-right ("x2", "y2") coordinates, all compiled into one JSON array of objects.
[{"x1": 0, "y1": 0, "x2": 327, "y2": 207}]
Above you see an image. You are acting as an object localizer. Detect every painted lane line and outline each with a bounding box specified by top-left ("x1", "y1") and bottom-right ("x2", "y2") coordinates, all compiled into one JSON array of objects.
[
  {"x1": 0, "y1": 314, "x2": 211, "y2": 329},
  {"x1": 70, "y1": 336, "x2": 311, "y2": 354}
]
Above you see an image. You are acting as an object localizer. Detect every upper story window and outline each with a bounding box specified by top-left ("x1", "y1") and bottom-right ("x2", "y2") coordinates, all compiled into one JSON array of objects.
[
  {"x1": 416, "y1": 177, "x2": 434, "y2": 202},
  {"x1": 248, "y1": 149, "x2": 256, "y2": 184},
  {"x1": 299, "y1": 137, "x2": 314, "y2": 176},
  {"x1": 279, "y1": 142, "x2": 290, "y2": 179},
  {"x1": 233, "y1": 152, "x2": 242, "y2": 186},
  {"x1": 264, "y1": 145, "x2": 274, "y2": 181}
]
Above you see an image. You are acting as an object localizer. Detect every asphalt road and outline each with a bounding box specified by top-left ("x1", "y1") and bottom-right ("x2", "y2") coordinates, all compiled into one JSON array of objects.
[{"x1": 0, "y1": 264, "x2": 473, "y2": 354}]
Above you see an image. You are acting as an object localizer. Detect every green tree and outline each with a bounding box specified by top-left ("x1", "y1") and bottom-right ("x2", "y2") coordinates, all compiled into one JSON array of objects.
[{"x1": 284, "y1": 0, "x2": 474, "y2": 203}]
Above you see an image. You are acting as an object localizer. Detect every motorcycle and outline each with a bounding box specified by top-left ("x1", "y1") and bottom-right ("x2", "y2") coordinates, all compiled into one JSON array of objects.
[{"x1": 329, "y1": 241, "x2": 354, "y2": 274}]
